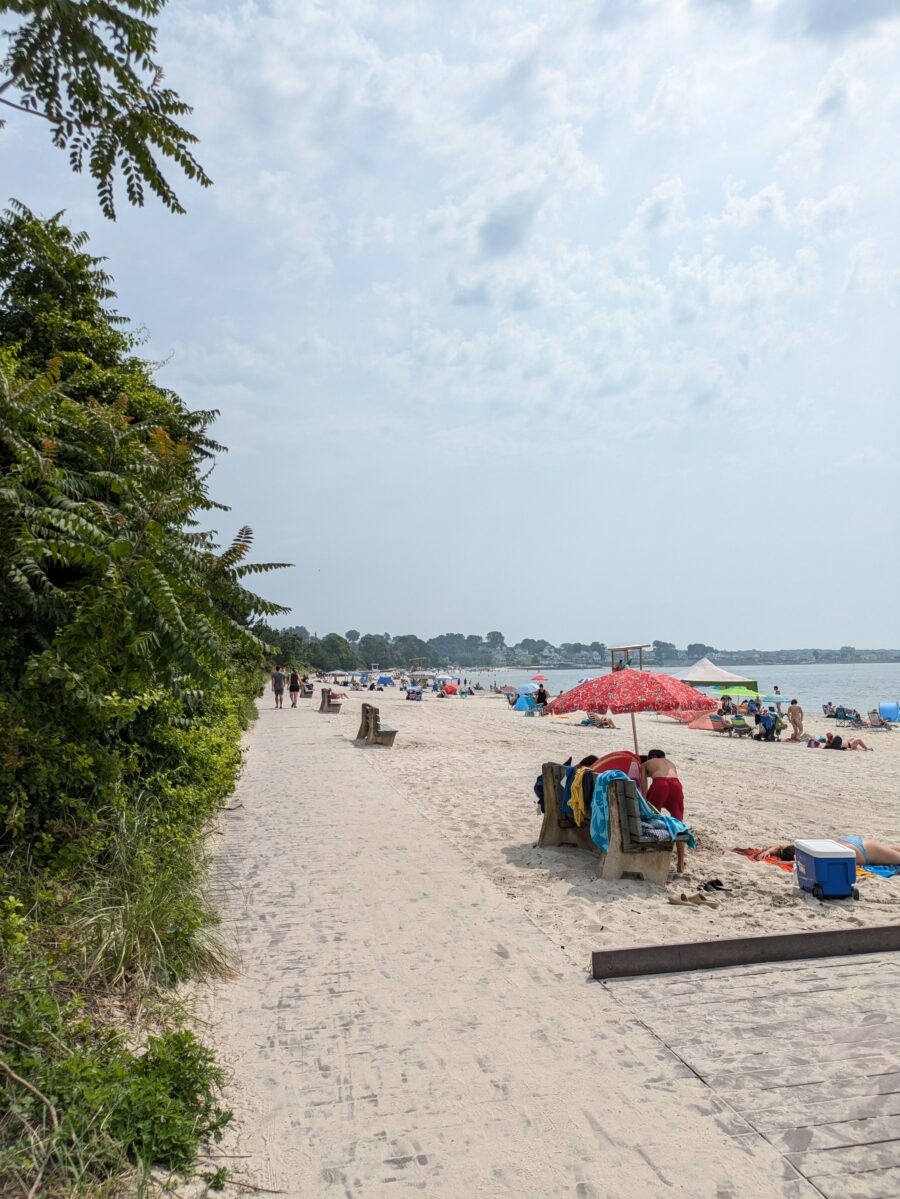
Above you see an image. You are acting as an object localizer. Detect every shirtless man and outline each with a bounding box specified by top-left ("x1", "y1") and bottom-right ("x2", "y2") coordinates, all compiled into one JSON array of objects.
[
  {"x1": 641, "y1": 749, "x2": 687, "y2": 875},
  {"x1": 787, "y1": 698, "x2": 803, "y2": 740}
]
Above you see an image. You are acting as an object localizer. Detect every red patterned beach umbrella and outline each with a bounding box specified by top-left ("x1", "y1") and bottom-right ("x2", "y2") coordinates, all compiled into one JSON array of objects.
[{"x1": 547, "y1": 669, "x2": 716, "y2": 753}]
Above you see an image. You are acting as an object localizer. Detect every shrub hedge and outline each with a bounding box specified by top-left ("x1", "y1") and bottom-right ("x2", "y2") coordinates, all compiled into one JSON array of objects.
[{"x1": 0, "y1": 205, "x2": 284, "y2": 1195}]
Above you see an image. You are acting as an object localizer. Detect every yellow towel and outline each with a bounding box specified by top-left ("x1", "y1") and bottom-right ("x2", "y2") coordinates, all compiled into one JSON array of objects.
[{"x1": 569, "y1": 767, "x2": 587, "y2": 826}]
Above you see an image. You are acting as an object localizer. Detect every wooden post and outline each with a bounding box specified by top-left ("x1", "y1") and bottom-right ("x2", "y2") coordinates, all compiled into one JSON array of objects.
[{"x1": 630, "y1": 711, "x2": 639, "y2": 756}]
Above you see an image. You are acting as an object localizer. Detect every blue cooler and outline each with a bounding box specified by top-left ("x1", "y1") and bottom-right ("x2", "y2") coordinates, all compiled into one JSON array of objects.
[{"x1": 794, "y1": 838, "x2": 858, "y2": 901}]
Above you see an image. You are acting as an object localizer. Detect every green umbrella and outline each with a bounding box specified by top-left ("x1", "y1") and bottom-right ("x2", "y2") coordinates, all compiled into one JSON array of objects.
[{"x1": 711, "y1": 685, "x2": 762, "y2": 698}]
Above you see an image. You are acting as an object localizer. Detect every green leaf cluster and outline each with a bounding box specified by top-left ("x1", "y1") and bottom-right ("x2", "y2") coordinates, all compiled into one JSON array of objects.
[{"x1": 0, "y1": 1, "x2": 211, "y2": 217}]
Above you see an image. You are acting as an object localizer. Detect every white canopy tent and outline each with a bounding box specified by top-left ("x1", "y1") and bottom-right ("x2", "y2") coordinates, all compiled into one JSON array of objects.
[{"x1": 670, "y1": 657, "x2": 758, "y2": 691}]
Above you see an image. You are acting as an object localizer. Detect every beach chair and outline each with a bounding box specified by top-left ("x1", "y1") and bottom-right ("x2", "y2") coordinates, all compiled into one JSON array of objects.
[
  {"x1": 837, "y1": 710, "x2": 867, "y2": 728},
  {"x1": 319, "y1": 687, "x2": 342, "y2": 714},
  {"x1": 867, "y1": 710, "x2": 892, "y2": 731},
  {"x1": 730, "y1": 715, "x2": 754, "y2": 738},
  {"x1": 537, "y1": 764, "x2": 685, "y2": 886},
  {"x1": 709, "y1": 714, "x2": 733, "y2": 736},
  {"x1": 365, "y1": 705, "x2": 398, "y2": 748}
]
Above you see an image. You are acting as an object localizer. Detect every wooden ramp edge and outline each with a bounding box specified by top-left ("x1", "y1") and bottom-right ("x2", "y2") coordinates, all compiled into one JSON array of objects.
[{"x1": 593, "y1": 923, "x2": 900, "y2": 980}]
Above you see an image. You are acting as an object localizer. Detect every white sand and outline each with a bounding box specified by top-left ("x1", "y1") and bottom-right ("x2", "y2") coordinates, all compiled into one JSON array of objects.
[
  {"x1": 192, "y1": 695, "x2": 820, "y2": 1197},
  {"x1": 357, "y1": 690, "x2": 900, "y2": 965}
]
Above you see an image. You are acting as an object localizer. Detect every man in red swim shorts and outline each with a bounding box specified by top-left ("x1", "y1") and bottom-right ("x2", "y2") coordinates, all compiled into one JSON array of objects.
[{"x1": 642, "y1": 749, "x2": 687, "y2": 875}]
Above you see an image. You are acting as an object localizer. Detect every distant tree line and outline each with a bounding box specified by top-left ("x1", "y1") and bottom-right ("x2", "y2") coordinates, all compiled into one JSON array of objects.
[
  {"x1": 264, "y1": 627, "x2": 612, "y2": 672},
  {"x1": 263, "y1": 629, "x2": 898, "y2": 672}
]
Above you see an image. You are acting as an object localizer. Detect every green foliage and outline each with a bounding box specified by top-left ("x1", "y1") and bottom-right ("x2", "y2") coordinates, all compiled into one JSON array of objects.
[
  {"x1": 652, "y1": 639, "x2": 677, "y2": 663},
  {"x1": 0, "y1": 1, "x2": 211, "y2": 218},
  {"x1": 0, "y1": 209, "x2": 281, "y2": 1193},
  {"x1": 307, "y1": 632, "x2": 359, "y2": 672},
  {"x1": 1, "y1": 947, "x2": 231, "y2": 1190},
  {"x1": 686, "y1": 642, "x2": 717, "y2": 659}
]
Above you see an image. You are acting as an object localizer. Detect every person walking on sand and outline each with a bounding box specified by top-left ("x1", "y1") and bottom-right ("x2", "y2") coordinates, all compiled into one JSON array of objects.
[
  {"x1": 641, "y1": 749, "x2": 688, "y2": 876},
  {"x1": 288, "y1": 668, "x2": 301, "y2": 707},
  {"x1": 271, "y1": 665, "x2": 286, "y2": 709},
  {"x1": 787, "y1": 698, "x2": 803, "y2": 740},
  {"x1": 773, "y1": 685, "x2": 783, "y2": 714}
]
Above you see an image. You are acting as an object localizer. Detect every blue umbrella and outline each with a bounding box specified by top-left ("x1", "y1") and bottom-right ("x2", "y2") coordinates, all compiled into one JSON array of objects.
[{"x1": 517, "y1": 682, "x2": 538, "y2": 693}]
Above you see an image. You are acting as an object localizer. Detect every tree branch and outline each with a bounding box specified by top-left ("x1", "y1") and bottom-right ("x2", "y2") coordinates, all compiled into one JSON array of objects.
[
  {"x1": 0, "y1": 96, "x2": 61, "y2": 123},
  {"x1": 0, "y1": 1058, "x2": 60, "y2": 1131}
]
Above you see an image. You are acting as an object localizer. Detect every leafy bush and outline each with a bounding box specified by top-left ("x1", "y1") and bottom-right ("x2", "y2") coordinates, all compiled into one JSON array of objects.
[
  {"x1": 0, "y1": 207, "x2": 283, "y2": 1194},
  {"x1": 1, "y1": 945, "x2": 231, "y2": 1192}
]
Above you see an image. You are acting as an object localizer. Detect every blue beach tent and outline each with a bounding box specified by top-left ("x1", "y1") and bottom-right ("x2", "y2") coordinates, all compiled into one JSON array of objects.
[{"x1": 514, "y1": 694, "x2": 537, "y2": 711}]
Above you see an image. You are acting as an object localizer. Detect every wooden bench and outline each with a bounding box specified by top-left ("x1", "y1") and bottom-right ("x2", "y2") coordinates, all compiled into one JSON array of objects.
[
  {"x1": 319, "y1": 687, "x2": 342, "y2": 714},
  {"x1": 538, "y1": 762, "x2": 687, "y2": 886},
  {"x1": 356, "y1": 702, "x2": 374, "y2": 740},
  {"x1": 355, "y1": 703, "x2": 398, "y2": 747}
]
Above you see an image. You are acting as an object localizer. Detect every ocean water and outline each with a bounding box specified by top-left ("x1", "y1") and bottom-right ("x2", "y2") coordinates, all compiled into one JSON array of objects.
[{"x1": 464, "y1": 663, "x2": 900, "y2": 713}]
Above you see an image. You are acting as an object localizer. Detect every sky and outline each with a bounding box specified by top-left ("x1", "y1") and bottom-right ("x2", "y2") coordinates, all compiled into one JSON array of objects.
[{"x1": 4, "y1": 0, "x2": 900, "y2": 649}]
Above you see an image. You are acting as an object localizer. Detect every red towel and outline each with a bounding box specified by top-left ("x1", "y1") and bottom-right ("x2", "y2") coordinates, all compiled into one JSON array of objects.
[{"x1": 733, "y1": 847, "x2": 795, "y2": 872}]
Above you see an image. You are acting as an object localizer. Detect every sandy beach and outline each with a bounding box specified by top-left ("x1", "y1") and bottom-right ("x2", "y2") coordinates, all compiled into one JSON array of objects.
[
  {"x1": 356, "y1": 689, "x2": 900, "y2": 965},
  {"x1": 192, "y1": 689, "x2": 900, "y2": 1195}
]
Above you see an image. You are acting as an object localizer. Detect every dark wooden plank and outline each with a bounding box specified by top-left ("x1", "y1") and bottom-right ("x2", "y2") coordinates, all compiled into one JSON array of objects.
[
  {"x1": 612, "y1": 967, "x2": 900, "y2": 1011},
  {"x1": 810, "y1": 1165, "x2": 900, "y2": 1199},
  {"x1": 745, "y1": 1086, "x2": 900, "y2": 1133},
  {"x1": 638, "y1": 1007, "x2": 900, "y2": 1052},
  {"x1": 707, "y1": 1061, "x2": 900, "y2": 1103},
  {"x1": 610, "y1": 954, "x2": 900, "y2": 998},
  {"x1": 768, "y1": 1113, "x2": 900, "y2": 1153},
  {"x1": 593, "y1": 925, "x2": 900, "y2": 979},
  {"x1": 786, "y1": 1138, "x2": 900, "y2": 1176}
]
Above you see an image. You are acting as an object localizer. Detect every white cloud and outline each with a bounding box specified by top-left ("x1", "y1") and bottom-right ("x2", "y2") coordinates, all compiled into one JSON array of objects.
[{"x1": 8, "y1": 0, "x2": 893, "y2": 639}]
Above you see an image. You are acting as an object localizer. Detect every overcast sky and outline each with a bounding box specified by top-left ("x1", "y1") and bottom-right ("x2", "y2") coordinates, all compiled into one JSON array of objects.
[{"x1": 5, "y1": 0, "x2": 900, "y2": 648}]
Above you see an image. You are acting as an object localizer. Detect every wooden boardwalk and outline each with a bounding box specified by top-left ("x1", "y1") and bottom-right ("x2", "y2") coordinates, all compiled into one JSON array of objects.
[{"x1": 608, "y1": 952, "x2": 900, "y2": 1199}]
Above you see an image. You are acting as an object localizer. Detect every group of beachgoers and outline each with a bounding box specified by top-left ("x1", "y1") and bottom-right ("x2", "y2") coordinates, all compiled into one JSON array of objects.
[
  {"x1": 715, "y1": 694, "x2": 872, "y2": 749},
  {"x1": 556, "y1": 744, "x2": 896, "y2": 882}
]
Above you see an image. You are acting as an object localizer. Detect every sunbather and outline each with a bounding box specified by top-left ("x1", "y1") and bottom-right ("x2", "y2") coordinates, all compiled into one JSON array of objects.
[
  {"x1": 758, "y1": 838, "x2": 900, "y2": 867},
  {"x1": 824, "y1": 732, "x2": 872, "y2": 751},
  {"x1": 586, "y1": 712, "x2": 616, "y2": 729}
]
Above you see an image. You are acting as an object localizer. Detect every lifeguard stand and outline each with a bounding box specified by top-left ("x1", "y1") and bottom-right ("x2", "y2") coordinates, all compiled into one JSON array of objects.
[{"x1": 609, "y1": 643, "x2": 652, "y2": 672}]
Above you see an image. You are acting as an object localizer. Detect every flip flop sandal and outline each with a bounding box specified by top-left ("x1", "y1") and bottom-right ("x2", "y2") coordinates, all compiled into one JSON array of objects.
[
  {"x1": 685, "y1": 892, "x2": 719, "y2": 907},
  {"x1": 667, "y1": 893, "x2": 698, "y2": 907}
]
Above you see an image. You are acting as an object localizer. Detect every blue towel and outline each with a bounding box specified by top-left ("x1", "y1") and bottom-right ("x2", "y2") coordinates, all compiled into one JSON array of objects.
[
  {"x1": 589, "y1": 770, "x2": 695, "y2": 853},
  {"x1": 860, "y1": 863, "x2": 900, "y2": 878}
]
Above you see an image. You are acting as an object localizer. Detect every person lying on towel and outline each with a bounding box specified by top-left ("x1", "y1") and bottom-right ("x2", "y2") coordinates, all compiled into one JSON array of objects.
[{"x1": 757, "y1": 838, "x2": 900, "y2": 867}]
